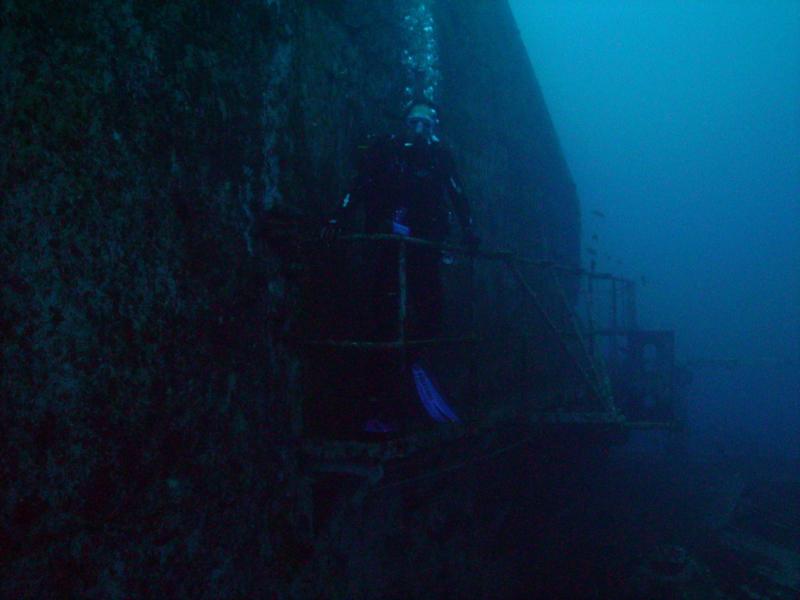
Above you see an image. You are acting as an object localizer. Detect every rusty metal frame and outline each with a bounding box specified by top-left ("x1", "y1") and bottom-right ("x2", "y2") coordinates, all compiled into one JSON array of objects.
[{"x1": 305, "y1": 233, "x2": 621, "y2": 417}]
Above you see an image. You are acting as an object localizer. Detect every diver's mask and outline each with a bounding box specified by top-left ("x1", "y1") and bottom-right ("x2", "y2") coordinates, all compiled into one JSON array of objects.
[
  {"x1": 405, "y1": 104, "x2": 437, "y2": 144},
  {"x1": 406, "y1": 115, "x2": 434, "y2": 140}
]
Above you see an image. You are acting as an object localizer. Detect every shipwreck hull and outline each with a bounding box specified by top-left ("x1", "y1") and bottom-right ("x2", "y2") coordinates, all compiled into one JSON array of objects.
[
  {"x1": 292, "y1": 427, "x2": 623, "y2": 599},
  {"x1": 2, "y1": 1, "x2": 674, "y2": 597}
]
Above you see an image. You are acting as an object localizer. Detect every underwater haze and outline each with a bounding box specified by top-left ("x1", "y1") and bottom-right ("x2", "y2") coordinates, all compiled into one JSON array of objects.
[
  {"x1": 509, "y1": 0, "x2": 800, "y2": 365},
  {"x1": 4, "y1": 1, "x2": 800, "y2": 596}
]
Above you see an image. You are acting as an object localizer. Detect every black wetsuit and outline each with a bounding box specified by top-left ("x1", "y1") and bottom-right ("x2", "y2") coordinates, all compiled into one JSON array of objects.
[{"x1": 338, "y1": 134, "x2": 474, "y2": 341}]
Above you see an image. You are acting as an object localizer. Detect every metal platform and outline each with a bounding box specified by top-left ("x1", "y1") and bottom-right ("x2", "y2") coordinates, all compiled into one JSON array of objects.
[{"x1": 297, "y1": 232, "x2": 681, "y2": 455}]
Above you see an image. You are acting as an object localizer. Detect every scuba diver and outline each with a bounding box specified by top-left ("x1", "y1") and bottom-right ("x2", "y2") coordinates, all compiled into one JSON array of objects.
[
  {"x1": 322, "y1": 99, "x2": 479, "y2": 431},
  {"x1": 324, "y1": 99, "x2": 478, "y2": 341}
]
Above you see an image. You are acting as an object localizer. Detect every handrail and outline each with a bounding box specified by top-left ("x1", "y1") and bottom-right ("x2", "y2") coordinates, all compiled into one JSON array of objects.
[
  {"x1": 271, "y1": 217, "x2": 679, "y2": 432},
  {"x1": 308, "y1": 232, "x2": 618, "y2": 413},
  {"x1": 305, "y1": 335, "x2": 478, "y2": 349},
  {"x1": 506, "y1": 260, "x2": 610, "y2": 407},
  {"x1": 337, "y1": 233, "x2": 634, "y2": 283}
]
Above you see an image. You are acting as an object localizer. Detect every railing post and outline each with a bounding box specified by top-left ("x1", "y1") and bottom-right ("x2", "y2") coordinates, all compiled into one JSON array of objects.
[
  {"x1": 586, "y1": 273, "x2": 593, "y2": 356},
  {"x1": 519, "y1": 334, "x2": 528, "y2": 409},
  {"x1": 398, "y1": 240, "x2": 407, "y2": 370},
  {"x1": 628, "y1": 280, "x2": 638, "y2": 330},
  {"x1": 468, "y1": 255, "x2": 477, "y2": 403},
  {"x1": 611, "y1": 278, "x2": 618, "y2": 361}
]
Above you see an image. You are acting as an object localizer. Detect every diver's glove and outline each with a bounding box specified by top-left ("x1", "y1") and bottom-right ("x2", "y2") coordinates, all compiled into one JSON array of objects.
[{"x1": 463, "y1": 229, "x2": 481, "y2": 253}]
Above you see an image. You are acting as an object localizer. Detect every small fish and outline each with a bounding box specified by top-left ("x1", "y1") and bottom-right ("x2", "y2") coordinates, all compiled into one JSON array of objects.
[{"x1": 591, "y1": 209, "x2": 606, "y2": 218}]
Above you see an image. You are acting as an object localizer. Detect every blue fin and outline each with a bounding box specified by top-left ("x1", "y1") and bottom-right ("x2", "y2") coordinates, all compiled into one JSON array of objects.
[
  {"x1": 419, "y1": 370, "x2": 460, "y2": 422},
  {"x1": 412, "y1": 363, "x2": 448, "y2": 422},
  {"x1": 411, "y1": 363, "x2": 460, "y2": 423}
]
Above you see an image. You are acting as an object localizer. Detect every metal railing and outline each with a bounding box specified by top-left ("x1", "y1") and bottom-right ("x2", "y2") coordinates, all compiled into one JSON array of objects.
[{"x1": 305, "y1": 233, "x2": 617, "y2": 416}]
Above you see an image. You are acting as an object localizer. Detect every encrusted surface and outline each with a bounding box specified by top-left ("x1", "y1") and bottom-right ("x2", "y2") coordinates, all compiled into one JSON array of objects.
[{"x1": 2, "y1": 1, "x2": 582, "y2": 596}]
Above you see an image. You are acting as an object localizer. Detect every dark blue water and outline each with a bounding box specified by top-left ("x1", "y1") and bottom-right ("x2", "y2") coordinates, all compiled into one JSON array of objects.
[{"x1": 687, "y1": 363, "x2": 800, "y2": 462}]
